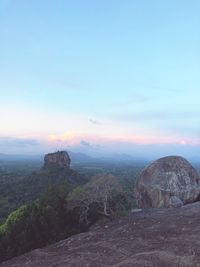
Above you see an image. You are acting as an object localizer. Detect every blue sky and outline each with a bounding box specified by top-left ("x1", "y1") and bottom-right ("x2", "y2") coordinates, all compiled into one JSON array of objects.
[{"x1": 0, "y1": 0, "x2": 200, "y2": 158}]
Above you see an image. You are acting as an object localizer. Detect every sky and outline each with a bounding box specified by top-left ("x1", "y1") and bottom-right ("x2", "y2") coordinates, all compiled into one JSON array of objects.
[{"x1": 0, "y1": 0, "x2": 200, "y2": 159}]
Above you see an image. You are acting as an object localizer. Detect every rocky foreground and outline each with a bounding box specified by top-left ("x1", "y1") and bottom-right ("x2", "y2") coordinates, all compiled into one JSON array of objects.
[{"x1": 2, "y1": 202, "x2": 200, "y2": 267}]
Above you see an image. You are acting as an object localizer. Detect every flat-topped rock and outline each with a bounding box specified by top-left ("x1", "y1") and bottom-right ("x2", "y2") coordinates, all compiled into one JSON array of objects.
[
  {"x1": 134, "y1": 156, "x2": 200, "y2": 208},
  {"x1": 43, "y1": 151, "x2": 71, "y2": 170}
]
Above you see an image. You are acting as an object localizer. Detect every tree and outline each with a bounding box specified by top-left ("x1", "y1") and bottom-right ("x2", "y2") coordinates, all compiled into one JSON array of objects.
[
  {"x1": 67, "y1": 174, "x2": 126, "y2": 225},
  {"x1": 0, "y1": 185, "x2": 78, "y2": 263}
]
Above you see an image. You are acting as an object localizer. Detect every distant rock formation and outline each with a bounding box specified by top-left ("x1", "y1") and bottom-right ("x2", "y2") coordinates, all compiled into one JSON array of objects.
[
  {"x1": 134, "y1": 156, "x2": 200, "y2": 208},
  {"x1": 43, "y1": 151, "x2": 71, "y2": 170}
]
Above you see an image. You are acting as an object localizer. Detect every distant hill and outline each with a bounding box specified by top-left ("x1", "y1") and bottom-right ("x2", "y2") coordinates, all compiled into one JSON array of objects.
[
  {"x1": 0, "y1": 151, "x2": 150, "y2": 165},
  {"x1": 68, "y1": 151, "x2": 95, "y2": 163},
  {"x1": 69, "y1": 151, "x2": 149, "y2": 166},
  {"x1": 0, "y1": 153, "x2": 42, "y2": 161}
]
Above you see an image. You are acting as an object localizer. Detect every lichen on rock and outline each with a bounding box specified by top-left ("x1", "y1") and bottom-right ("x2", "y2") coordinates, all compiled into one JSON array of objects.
[{"x1": 134, "y1": 156, "x2": 200, "y2": 208}]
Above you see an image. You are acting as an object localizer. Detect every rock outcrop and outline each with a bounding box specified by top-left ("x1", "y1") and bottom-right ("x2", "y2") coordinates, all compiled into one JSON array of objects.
[
  {"x1": 2, "y1": 202, "x2": 200, "y2": 267},
  {"x1": 43, "y1": 151, "x2": 71, "y2": 170},
  {"x1": 134, "y1": 156, "x2": 200, "y2": 208}
]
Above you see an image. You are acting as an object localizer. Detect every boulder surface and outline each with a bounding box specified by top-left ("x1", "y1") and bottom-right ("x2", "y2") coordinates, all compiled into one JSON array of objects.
[
  {"x1": 3, "y1": 202, "x2": 200, "y2": 266},
  {"x1": 134, "y1": 156, "x2": 200, "y2": 208}
]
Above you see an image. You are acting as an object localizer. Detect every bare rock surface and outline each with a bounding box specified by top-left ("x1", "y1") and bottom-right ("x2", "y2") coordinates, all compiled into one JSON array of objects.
[
  {"x1": 134, "y1": 156, "x2": 200, "y2": 208},
  {"x1": 43, "y1": 151, "x2": 71, "y2": 170},
  {"x1": 2, "y1": 202, "x2": 200, "y2": 266}
]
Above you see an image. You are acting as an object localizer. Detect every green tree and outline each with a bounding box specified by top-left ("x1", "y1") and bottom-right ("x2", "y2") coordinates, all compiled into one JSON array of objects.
[
  {"x1": 67, "y1": 174, "x2": 127, "y2": 225},
  {"x1": 0, "y1": 185, "x2": 80, "y2": 263}
]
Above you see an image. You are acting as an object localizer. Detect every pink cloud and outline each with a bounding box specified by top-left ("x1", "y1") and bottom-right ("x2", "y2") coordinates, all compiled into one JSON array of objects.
[{"x1": 47, "y1": 131, "x2": 200, "y2": 147}]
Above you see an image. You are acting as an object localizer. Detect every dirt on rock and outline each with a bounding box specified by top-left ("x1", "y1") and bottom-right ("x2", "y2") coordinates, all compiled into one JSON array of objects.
[{"x1": 2, "y1": 202, "x2": 200, "y2": 267}]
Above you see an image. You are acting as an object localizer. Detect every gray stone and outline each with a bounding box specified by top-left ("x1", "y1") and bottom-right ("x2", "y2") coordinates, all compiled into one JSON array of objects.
[
  {"x1": 134, "y1": 156, "x2": 200, "y2": 208},
  {"x1": 3, "y1": 202, "x2": 200, "y2": 266},
  {"x1": 43, "y1": 151, "x2": 71, "y2": 170}
]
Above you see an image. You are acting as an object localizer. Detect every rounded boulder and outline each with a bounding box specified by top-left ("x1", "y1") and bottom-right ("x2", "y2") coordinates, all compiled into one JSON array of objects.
[{"x1": 134, "y1": 156, "x2": 200, "y2": 208}]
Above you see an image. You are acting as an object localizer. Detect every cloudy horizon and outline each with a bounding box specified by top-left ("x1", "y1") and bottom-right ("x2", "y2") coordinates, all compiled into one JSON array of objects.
[{"x1": 1, "y1": 1, "x2": 200, "y2": 159}]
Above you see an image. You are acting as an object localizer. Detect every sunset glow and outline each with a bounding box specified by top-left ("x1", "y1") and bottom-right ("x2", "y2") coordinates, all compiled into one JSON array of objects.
[{"x1": 1, "y1": 1, "x2": 200, "y2": 158}]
